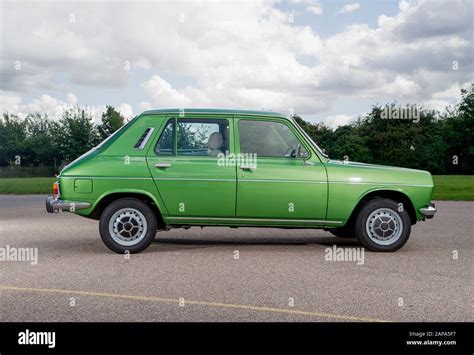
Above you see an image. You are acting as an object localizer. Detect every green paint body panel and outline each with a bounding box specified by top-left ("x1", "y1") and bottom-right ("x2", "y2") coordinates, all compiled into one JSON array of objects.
[{"x1": 57, "y1": 108, "x2": 435, "y2": 228}]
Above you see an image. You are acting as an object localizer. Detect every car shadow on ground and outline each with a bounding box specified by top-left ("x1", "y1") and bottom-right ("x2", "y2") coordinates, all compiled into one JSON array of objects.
[{"x1": 152, "y1": 236, "x2": 360, "y2": 252}]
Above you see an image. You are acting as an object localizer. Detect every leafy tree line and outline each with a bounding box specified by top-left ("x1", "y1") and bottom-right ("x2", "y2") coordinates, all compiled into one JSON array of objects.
[
  {"x1": 295, "y1": 87, "x2": 473, "y2": 174},
  {"x1": 0, "y1": 87, "x2": 472, "y2": 174},
  {"x1": 0, "y1": 105, "x2": 124, "y2": 170}
]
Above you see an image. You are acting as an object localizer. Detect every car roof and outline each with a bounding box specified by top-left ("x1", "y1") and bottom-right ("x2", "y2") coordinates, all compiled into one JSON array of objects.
[{"x1": 141, "y1": 108, "x2": 287, "y2": 118}]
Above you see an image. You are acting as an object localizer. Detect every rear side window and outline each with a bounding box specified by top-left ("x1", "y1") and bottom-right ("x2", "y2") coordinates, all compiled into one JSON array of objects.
[
  {"x1": 134, "y1": 127, "x2": 154, "y2": 149},
  {"x1": 155, "y1": 120, "x2": 175, "y2": 155},
  {"x1": 177, "y1": 119, "x2": 229, "y2": 156}
]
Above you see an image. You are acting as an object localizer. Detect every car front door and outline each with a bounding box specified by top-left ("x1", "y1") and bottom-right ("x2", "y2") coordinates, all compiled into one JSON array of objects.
[
  {"x1": 146, "y1": 115, "x2": 236, "y2": 218},
  {"x1": 235, "y1": 117, "x2": 327, "y2": 222}
]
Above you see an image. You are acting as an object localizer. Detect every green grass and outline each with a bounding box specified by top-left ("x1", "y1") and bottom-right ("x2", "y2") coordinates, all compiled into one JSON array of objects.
[
  {"x1": 0, "y1": 177, "x2": 55, "y2": 194},
  {"x1": 0, "y1": 175, "x2": 472, "y2": 200},
  {"x1": 432, "y1": 175, "x2": 474, "y2": 201}
]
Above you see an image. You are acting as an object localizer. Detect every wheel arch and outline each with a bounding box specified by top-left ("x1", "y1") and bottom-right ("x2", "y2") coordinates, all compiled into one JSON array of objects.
[
  {"x1": 88, "y1": 190, "x2": 165, "y2": 226},
  {"x1": 346, "y1": 188, "x2": 417, "y2": 227}
]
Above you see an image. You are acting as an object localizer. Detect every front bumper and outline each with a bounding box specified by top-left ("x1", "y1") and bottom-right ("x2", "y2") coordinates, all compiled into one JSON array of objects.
[
  {"x1": 419, "y1": 202, "x2": 437, "y2": 219},
  {"x1": 46, "y1": 195, "x2": 91, "y2": 213}
]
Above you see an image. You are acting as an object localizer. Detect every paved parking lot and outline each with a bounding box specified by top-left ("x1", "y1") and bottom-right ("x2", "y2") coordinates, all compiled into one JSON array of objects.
[{"x1": 0, "y1": 195, "x2": 472, "y2": 322}]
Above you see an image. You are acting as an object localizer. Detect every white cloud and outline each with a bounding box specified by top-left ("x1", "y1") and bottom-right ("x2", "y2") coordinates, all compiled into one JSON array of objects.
[
  {"x1": 324, "y1": 114, "x2": 358, "y2": 128},
  {"x1": 422, "y1": 81, "x2": 471, "y2": 112},
  {"x1": 0, "y1": 0, "x2": 472, "y2": 120},
  {"x1": 307, "y1": 4, "x2": 323, "y2": 15},
  {"x1": 431, "y1": 82, "x2": 471, "y2": 99},
  {"x1": 339, "y1": 3, "x2": 360, "y2": 14},
  {"x1": 0, "y1": 91, "x2": 134, "y2": 122},
  {"x1": 66, "y1": 93, "x2": 78, "y2": 105},
  {"x1": 117, "y1": 104, "x2": 134, "y2": 119}
]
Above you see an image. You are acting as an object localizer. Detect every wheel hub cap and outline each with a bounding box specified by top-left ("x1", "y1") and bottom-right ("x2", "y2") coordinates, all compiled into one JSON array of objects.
[
  {"x1": 366, "y1": 208, "x2": 403, "y2": 246},
  {"x1": 108, "y1": 208, "x2": 148, "y2": 246}
]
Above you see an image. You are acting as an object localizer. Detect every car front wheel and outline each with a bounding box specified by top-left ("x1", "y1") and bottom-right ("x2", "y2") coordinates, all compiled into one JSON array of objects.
[
  {"x1": 354, "y1": 198, "x2": 411, "y2": 252},
  {"x1": 99, "y1": 198, "x2": 157, "y2": 254}
]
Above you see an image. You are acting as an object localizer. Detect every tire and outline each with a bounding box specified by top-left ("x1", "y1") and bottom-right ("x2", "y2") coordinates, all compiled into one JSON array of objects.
[
  {"x1": 354, "y1": 198, "x2": 411, "y2": 252},
  {"x1": 329, "y1": 225, "x2": 356, "y2": 238},
  {"x1": 99, "y1": 198, "x2": 157, "y2": 254}
]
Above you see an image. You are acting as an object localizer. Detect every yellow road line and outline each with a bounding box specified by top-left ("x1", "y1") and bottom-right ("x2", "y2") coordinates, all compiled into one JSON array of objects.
[{"x1": 0, "y1": 285, "x2": 390, "y2": 322}]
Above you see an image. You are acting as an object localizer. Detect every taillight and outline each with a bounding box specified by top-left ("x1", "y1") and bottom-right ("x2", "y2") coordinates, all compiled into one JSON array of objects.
[{"x1": 53, "y1": 181, "x2": 60, "y2": 197}]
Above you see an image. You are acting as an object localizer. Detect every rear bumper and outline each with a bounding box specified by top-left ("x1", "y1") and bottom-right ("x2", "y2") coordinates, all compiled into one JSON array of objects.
[
  {"x1": 46, "y1": 195, "x2": 91, "y2": 213},
  {"x1": 419, "y1": 202, "x2": 437, "y2": 219}
]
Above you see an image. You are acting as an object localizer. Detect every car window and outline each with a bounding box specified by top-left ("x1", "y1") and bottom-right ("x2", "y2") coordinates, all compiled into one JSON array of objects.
[
  {"x1": 239, "y1": 120, "x2": 308, "y2": 158},
  {"x1": 155, "y1": 120, "x2": 175, "y2": 155},
  {"x1": 177, "y1": 119, "x2": 229, "y2": 156}
]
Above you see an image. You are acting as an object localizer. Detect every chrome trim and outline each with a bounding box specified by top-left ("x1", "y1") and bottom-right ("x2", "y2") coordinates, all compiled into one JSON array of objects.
[
  {"x1": 154, "y1": 177, "x2": 235, "y2": 182},
  {"x1": 155, "y1": 162, "x2": 171, "y2": 168},
  {"x1": 153, "y1": 178, "x2": 327, "y2": 184},
  {"x1": 240, "y1": 179, "x2": 326, "y2": 184},
  {"x1": 240, "y1": 165, "x2": 256, "y2": 171},
  {"x1": 419, "y1": 205, "x2": 437, "y2": 217},
  {"x1": 49, "y1": 198, "x2": 91, "y2": 211},
  {"x1": 136, "y1": 127, "x2": 155, "y2": 150},
  {"x1": 61, "y1": 176, "x2": 326, "y2": 184},
  {"x1": 329, "y1": 181, "x2": 434, "y2": 188},
  {"x1": 167, "y1": 216, "x2": 342, "y2": 224},
  {"x1": 142, "y1": 109, "x2": 284, "y2": 117},
  {"x1": 59, "y1": 176, "x2": 153, "y2": 180}
]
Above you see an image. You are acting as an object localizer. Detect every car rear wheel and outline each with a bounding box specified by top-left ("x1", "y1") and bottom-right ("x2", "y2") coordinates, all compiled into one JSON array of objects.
[
  {"x1": 354, "y1": 198, "x2": 411, "y2": 252},
  {"x1": 99, "y1": 198, "x2": 157, "y2": 254}
]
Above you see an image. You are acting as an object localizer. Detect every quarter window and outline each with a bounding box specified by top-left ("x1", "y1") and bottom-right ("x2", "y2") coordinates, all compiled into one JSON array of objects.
[{"x1": 239, "y1": 120, "x2": 308, "y2": 158}]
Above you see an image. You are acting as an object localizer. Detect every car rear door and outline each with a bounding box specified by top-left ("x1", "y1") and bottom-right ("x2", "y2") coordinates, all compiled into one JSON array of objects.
[{"x1": 146, "y1": 115, "x2": 237, "y2": 218}]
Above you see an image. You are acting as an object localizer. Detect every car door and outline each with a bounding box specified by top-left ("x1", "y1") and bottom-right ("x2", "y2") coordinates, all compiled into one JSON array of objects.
[
  {"x1": 146, "y1": 115, "x2": 236, "y2": 217},
  {"x1": 235, "y1": 117, "x2": 328, "y2": 221}
]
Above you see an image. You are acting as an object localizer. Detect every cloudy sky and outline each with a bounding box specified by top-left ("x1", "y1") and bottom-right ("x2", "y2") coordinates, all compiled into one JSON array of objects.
[{"x1": 0, "y1": 0, "x2": 472, "y2": 127}]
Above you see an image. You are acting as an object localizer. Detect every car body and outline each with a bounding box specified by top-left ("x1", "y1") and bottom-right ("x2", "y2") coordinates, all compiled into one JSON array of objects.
[{"x1": 46, "y1": 108, "x2": 437, "y2": 253}]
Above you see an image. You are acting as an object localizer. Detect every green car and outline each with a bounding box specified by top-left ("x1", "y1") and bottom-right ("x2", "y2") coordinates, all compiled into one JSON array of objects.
[{"x1": 46, "y1": 108, "x2": 437, "y2": 253}]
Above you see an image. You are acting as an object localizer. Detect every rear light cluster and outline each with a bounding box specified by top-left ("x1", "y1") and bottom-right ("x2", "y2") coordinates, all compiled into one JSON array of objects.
[{"x1": 53, "y1": 181, "x2": 60, "y2": 198}]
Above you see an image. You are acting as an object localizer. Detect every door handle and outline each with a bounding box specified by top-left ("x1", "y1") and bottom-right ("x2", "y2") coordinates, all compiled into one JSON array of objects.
[
  {"x1": 240, "y1": 165, "x2": 256, "y2": 171},
  {"x1": 155, "y1": 162, "x2": 171, "y2": 168}
]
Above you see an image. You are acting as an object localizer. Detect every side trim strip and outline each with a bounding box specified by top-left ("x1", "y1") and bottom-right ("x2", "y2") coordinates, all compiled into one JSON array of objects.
[
  {"x1": 167, "y1": 216, "x2": 342, "y2": 224},
  {"x1": 59, "y1": 176, "x2": 431, "y2": 187},
  {"x1": 329, "y1": 181, "x2": 434, "y2": 188},
  {"x1": 154, "y1": 177, "x2": 235, "y2": 182},
  {"x1": 240, "y1": 179, "x2": 326, "y2": 184},
  {"x1": 153, "y1": 178, "x2": 325, "y2": 183},
  {"x1": 60, "y1": 176, "x2": 153, "y2": 180}
]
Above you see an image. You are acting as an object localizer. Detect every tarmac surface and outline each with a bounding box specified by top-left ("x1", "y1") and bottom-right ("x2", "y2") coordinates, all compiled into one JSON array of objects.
[{"x1": 0, "y1": 195, "x2": 472, "y2": 322}]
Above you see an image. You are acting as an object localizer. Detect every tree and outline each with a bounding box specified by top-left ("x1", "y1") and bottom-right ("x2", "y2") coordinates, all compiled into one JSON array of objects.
[
  {"x1": 97, "y1": 105, "x2": 125, "y2": 141},
  {"x1": 293, "y1": 115, "x2": 334, "y2": 156},
  {"x1": 53, "y1": 107, "x2": 99, "y2": 163},
  {"x1": 441, "y1": 86, "x2": 474, "y2": 174},
  {"x1": 331, "y1": 125, "x2": 372, "y2": 162},
  {"x1": 0, "y1": 113, "x2": 27, "y2": 166}
]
